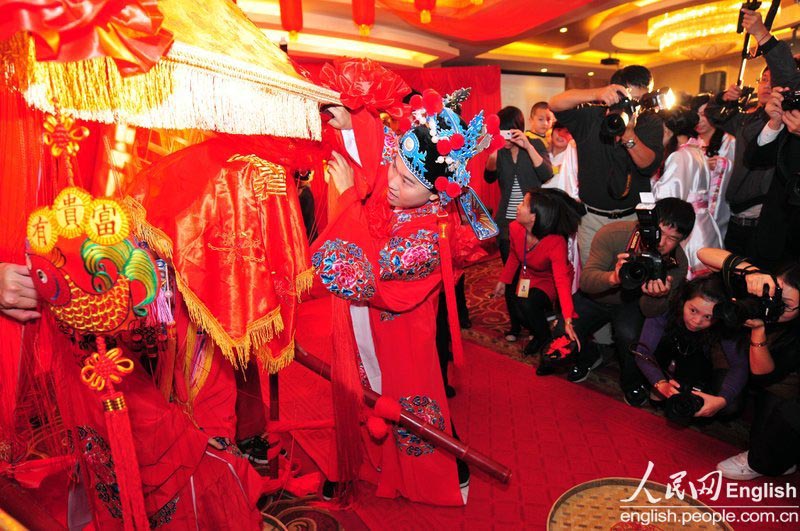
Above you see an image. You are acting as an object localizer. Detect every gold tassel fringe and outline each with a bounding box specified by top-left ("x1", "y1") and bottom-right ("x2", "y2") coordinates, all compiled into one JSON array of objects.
[
  {"x1": 2, "y1": 35, "x2": 339, "y2": 140},
  {"x1": 295, "y1": 267, "x2": 314, "y2": 301},
  {"x1": 256, "y1": 337, "x2": 296, "y2": 375}
]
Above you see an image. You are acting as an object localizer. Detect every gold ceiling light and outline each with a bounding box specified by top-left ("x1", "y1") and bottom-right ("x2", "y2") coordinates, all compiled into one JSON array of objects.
[{"x1": 647, "y1": 0, "x2": 774, "y2": 60}]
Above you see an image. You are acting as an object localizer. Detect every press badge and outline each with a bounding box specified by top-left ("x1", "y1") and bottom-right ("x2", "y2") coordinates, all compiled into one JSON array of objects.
[{"x1": 516, "y1": 277, "x2": 530, "y2": 298}]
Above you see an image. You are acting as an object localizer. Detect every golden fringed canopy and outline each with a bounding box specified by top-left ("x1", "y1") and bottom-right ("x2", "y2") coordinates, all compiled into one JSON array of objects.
[{"x1": 1, "y1": 0, "x2": 339, "y2": 139}]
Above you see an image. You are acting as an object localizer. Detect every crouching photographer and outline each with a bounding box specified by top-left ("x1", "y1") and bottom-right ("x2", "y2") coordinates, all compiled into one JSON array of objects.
[
  {"x1": 567, "y1": 196, "x2": 694, "y2": 407},
  {"x1": 632, "y1": 276, "x2": 747, "y2": 423},
  {"x1": 698, "y1": 248, "x2": 800, "y2": 480}
]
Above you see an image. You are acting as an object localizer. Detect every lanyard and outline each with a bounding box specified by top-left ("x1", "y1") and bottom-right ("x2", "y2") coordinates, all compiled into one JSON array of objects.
[{"x1": 521, "y1": 230, "x2": 538, "y2": 277}]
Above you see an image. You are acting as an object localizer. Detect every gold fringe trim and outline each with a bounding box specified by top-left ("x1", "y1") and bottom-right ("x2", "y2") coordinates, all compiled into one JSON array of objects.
[
  {"x1": 256, "y1": 337, "x2": 296, "y2": 375},
  {"x1": 125, "y1": 196, "x2": 284, "y2": 369},
  {"x1": 2, "y1": 35, "x2": 339, "y2": 140},
  {"x1": 295, "y1": 267, "x2": 314, "y2": 301}
]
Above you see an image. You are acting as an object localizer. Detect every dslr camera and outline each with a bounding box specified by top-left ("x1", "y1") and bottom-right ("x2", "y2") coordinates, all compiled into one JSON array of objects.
[
  {"x1": 781, "y1": 88, "x2": 800, "y2": 111},
  {"x1": 601, "y1": 87, "x2": 675, "y2": 137},
  {"x1": 619, "y1": 194, "x2": 675, "y2": 290},
  {"x1": 712, "y1": 267, "x2": 786, "y2": 328}
]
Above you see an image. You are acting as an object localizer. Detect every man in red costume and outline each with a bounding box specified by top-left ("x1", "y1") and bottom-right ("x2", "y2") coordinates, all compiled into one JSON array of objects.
[{"x1": 312, "y1": 90, "x2": 498, "y2": 505}]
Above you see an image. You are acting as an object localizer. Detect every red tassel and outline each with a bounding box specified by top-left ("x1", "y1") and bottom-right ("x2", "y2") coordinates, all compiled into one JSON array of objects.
[
  {"x1": 437, "y1": 216, "x2": 464, "y2": 367},
  {"x1": 103, "y1": 392, "x2": 149, "y2": 530},
  {"x1": 329, "y1": 297, "x2": 364, "y2": 487}
]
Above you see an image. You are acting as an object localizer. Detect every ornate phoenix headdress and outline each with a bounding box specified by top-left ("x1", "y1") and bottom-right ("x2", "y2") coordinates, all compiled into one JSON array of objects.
[{"x1": 397, "y1": 88, "x2": 502, "y2": 240}]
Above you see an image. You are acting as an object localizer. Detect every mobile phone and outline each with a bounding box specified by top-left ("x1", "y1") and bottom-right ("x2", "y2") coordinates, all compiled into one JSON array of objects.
[{"x1": 499, "y1": 130, "x2": 513, "y2": 140}]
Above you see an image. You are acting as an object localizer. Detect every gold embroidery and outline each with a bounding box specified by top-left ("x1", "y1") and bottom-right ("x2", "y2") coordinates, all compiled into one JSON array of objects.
[
  {"x1": 227, "y1": 154, "x2": 287, "y2": 198},
  {"x1": 207, "y1": 230, "x2": 265, "y2": 265}
]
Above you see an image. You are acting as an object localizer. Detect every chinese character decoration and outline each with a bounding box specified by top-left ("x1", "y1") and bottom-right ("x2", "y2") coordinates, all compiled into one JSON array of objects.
[{"x1": 25, "y1": 188, "x2": 158, "y2": 531}]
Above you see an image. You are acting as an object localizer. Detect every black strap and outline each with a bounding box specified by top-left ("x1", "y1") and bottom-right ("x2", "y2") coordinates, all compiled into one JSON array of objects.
[{"x1": 730, "y1": 195, "x2": 767, "y2": 214}]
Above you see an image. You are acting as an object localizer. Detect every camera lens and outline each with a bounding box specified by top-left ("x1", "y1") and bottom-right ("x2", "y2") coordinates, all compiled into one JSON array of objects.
[
  {"x1": 619, "y1": 261, "x2": 648, "y2": 290},
  {"x1": 602, "y1": 112, "x2": 628, "y2": 137}
]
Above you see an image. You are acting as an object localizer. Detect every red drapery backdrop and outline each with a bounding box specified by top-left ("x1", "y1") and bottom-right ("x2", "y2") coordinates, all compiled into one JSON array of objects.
[{"x1": 295, "y1": 61, "x2": 501, "y2": 216}]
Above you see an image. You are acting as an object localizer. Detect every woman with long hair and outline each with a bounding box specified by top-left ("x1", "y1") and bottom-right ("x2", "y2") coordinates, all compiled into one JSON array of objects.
[
  {"x1": 485, "y1": 106, "x2": 553, "y2": 342},
  {"x1": 653, "y1": 106, "x2": 722, "y2": 277},
  {"x1": 492, "y1": 188, "x2": 582, "y2": 360},
  {"x1": 633, "y1": 274, "x2": 747, "y2": 420},
  {"x1": 692, "y1": 94, "x2": 734, "y2": 240}
]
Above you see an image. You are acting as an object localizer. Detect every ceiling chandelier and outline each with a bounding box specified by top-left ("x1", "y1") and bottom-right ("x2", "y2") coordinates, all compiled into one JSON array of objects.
[{"x1": 647, "y1": 0, "x2": 774, "y2": 60}]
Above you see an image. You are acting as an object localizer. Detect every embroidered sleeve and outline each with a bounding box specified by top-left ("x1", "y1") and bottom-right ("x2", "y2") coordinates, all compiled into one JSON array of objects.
[
  {"x1": 312, "y1": 239, "x2": 376, "y2": 301},
  {"x1": 378, "y1": 229, "x2": 440, "y2": 281}
]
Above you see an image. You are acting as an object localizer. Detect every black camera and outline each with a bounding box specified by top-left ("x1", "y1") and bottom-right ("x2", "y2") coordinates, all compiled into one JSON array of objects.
[
  {"x1": 712, "y1": 283, "x2": 785, "y2": 328},
  {"x1": 712, "y1": 257, "x2": 786, "y2": 328},
  {"x1": 664, "y1": 385, "x2": 705, "y2": 423},
  {"x1": 619, "y1": 196, "x2": 674, "y2": 290},
  {"x1": 601, "y1": 87, "x2": 674, "y2": 137},
  {"x1": 781, "y1": 88, "x2": 800, "y2": 111}
]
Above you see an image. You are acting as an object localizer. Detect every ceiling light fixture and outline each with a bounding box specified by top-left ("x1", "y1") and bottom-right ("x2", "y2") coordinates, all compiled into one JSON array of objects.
[
  {"x1": 647, "y1": 0, "x2": 773, "y2": 60},
  {"x1": 587, "y1": 71, "x2": 595, "y2": 77},
  {"x1": 540, "y1": 68, "x2": 548, "y2": 73},
  {"x1": 559, "y1": 27, "x2": 568, "y2": 33}
]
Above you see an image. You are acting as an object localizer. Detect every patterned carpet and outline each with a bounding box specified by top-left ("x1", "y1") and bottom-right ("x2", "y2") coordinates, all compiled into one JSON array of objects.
[{"x1": 461, "y1": 256, "x2": 750, "y2": 448}]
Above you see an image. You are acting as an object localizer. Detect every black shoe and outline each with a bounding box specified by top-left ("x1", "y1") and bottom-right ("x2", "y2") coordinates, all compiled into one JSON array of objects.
[
  {"x1": 322, "y1": 480, "x2": 338, "y2": 501},
  {"x1": 523, "y1": 337, "x2": 548, "y2": 357},
  {"x1": 624, "y1": 386, "x2": 649, "y2": 408},
  {"x1": 567, "y1": 352, "x2": 602, "y2": 383},
  {"x1": 237, "y1": 435, "x2": 270, "y2": 465},
  {"x1": 460, "y1": 317, "x2": 472, "y2": 329},
  {"x1": 457, "y1": 459, "x2": 470, "y2": 489},
  {"x1": 535, "y1": 363, "x2": 554, "y2": 376},
  {"x1": 445, "y1": 384, "x2": 457, "y2": 398}
]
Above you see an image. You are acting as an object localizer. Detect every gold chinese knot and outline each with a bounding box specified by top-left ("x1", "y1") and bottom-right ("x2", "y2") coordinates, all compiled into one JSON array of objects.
[{"x1": 227, "y1": 154, "x2": 287, "y2": 199}]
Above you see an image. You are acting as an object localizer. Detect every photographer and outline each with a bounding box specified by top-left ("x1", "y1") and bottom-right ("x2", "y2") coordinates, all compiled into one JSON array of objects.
[
  {"x1": 485, "y1": 106, "x2": 553, "y2": 342},
  {"x1": 549, "y1": 65, "x2": 664, "y2": 266},
  {"x1": 633, "y1": 276, "x2": 746, "y2": 421},
  {"x1": 703, "y1": 8, "x2": 799, "y2": 263},
  {"x1": 698, "y1": 249, "x2": 800, "y2": 479},
  {"x1": 567, "y1": 197, "x2": 694, "y2": 407}
]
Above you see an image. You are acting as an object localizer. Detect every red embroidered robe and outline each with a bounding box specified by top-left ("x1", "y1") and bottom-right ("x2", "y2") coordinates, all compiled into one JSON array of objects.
[{"x1": 312, "y1": 184, "x2": 463, "y2": 506}]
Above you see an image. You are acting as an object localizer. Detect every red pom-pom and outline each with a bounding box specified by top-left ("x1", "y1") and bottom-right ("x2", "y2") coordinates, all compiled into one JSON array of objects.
[
  {"x1": 485, "y1": 113, "x2": 500, "y2": 131},
  {"x1": 490, "y1": 134, "x2": 506, "y2": 152},
  {"x1": 366, "y1": 416, "x2": 388, "y2": 441},
  {"x1": 423, "y1": 91, "x2": 443, "y2": 115},
  {"x1": 434, "y1": 176, "x2": 449, "y2": 192},
  {"x1": 449, "y1": 133, "x2": 465, "y2": 150},
  {"x1": 398, "y1": 117, "x2": 412, "y2": 132},
  {"x1": 436, "y1": 137, "x2": 452, "y2": 155},
  {"x1": 446, "y1": 182, "x2": 462, "y2": 198},
  {"x1": 409, "y1": 94, "x2": 423, "y2": 110}
]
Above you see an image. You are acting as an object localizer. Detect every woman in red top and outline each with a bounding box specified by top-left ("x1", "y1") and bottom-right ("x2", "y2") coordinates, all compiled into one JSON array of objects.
[{"x1": 493, "y1": 188, "x2": 582, "y2": 357}]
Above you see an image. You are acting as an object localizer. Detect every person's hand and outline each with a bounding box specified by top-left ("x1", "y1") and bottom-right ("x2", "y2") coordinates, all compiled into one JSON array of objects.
[
  {"x1": 595, "y1": 84, "x2": 629, "y2": 106},
  {"x1": 722, "y1": 84, "x2": 743, "y2": 103},
  {"x1": 608, "y1": 252, "x2": 629, "y2": 287},
  {"x1": 692, "y1": 391, "x2": 727, "y2": 418},
  {"x1": 741, "y1": 8, "x2": 770, "y2": 44},
  {"x1": 707, "y1": 156, "x2": 719, "y2": 172},
  {"x1": 642, "y1": 276, "x2": 672, "y2": 298},
  {"x1": 765, "y1": 87, "x2": 785, "y2": 127},
  {"x1": 327, "y1": 151, "x2": 355, "y2": 194},
  {"x1": 564, "y1": 318, "x2": 581, "y2": 351},
  {"x1": 0, "y1": 262, "x2": 41, "y2": 322},
  {"x1": 655, "y1": 379, "x2": 681, "y2": 399},
  {"x1": 783, "y1": 109, "x2": 800, "y2": 137},
  {"x1": 509, "y1": 129, "x2": 528, "y2": 148},
  {"x1": 745, "y1": 318, "x2": 766, "y2": 329},
  {"x1": 745, "y1": 271, "x2": 776, "y2": 297},
  {"x1": 492, "y1": 281, "x2": 505, "y2": 298}
]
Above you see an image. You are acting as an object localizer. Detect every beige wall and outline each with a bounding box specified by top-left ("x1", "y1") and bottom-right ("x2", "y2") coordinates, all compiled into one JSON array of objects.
[{"x1": 649, "y1": 53, "x2": 768, "y2": 97}]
